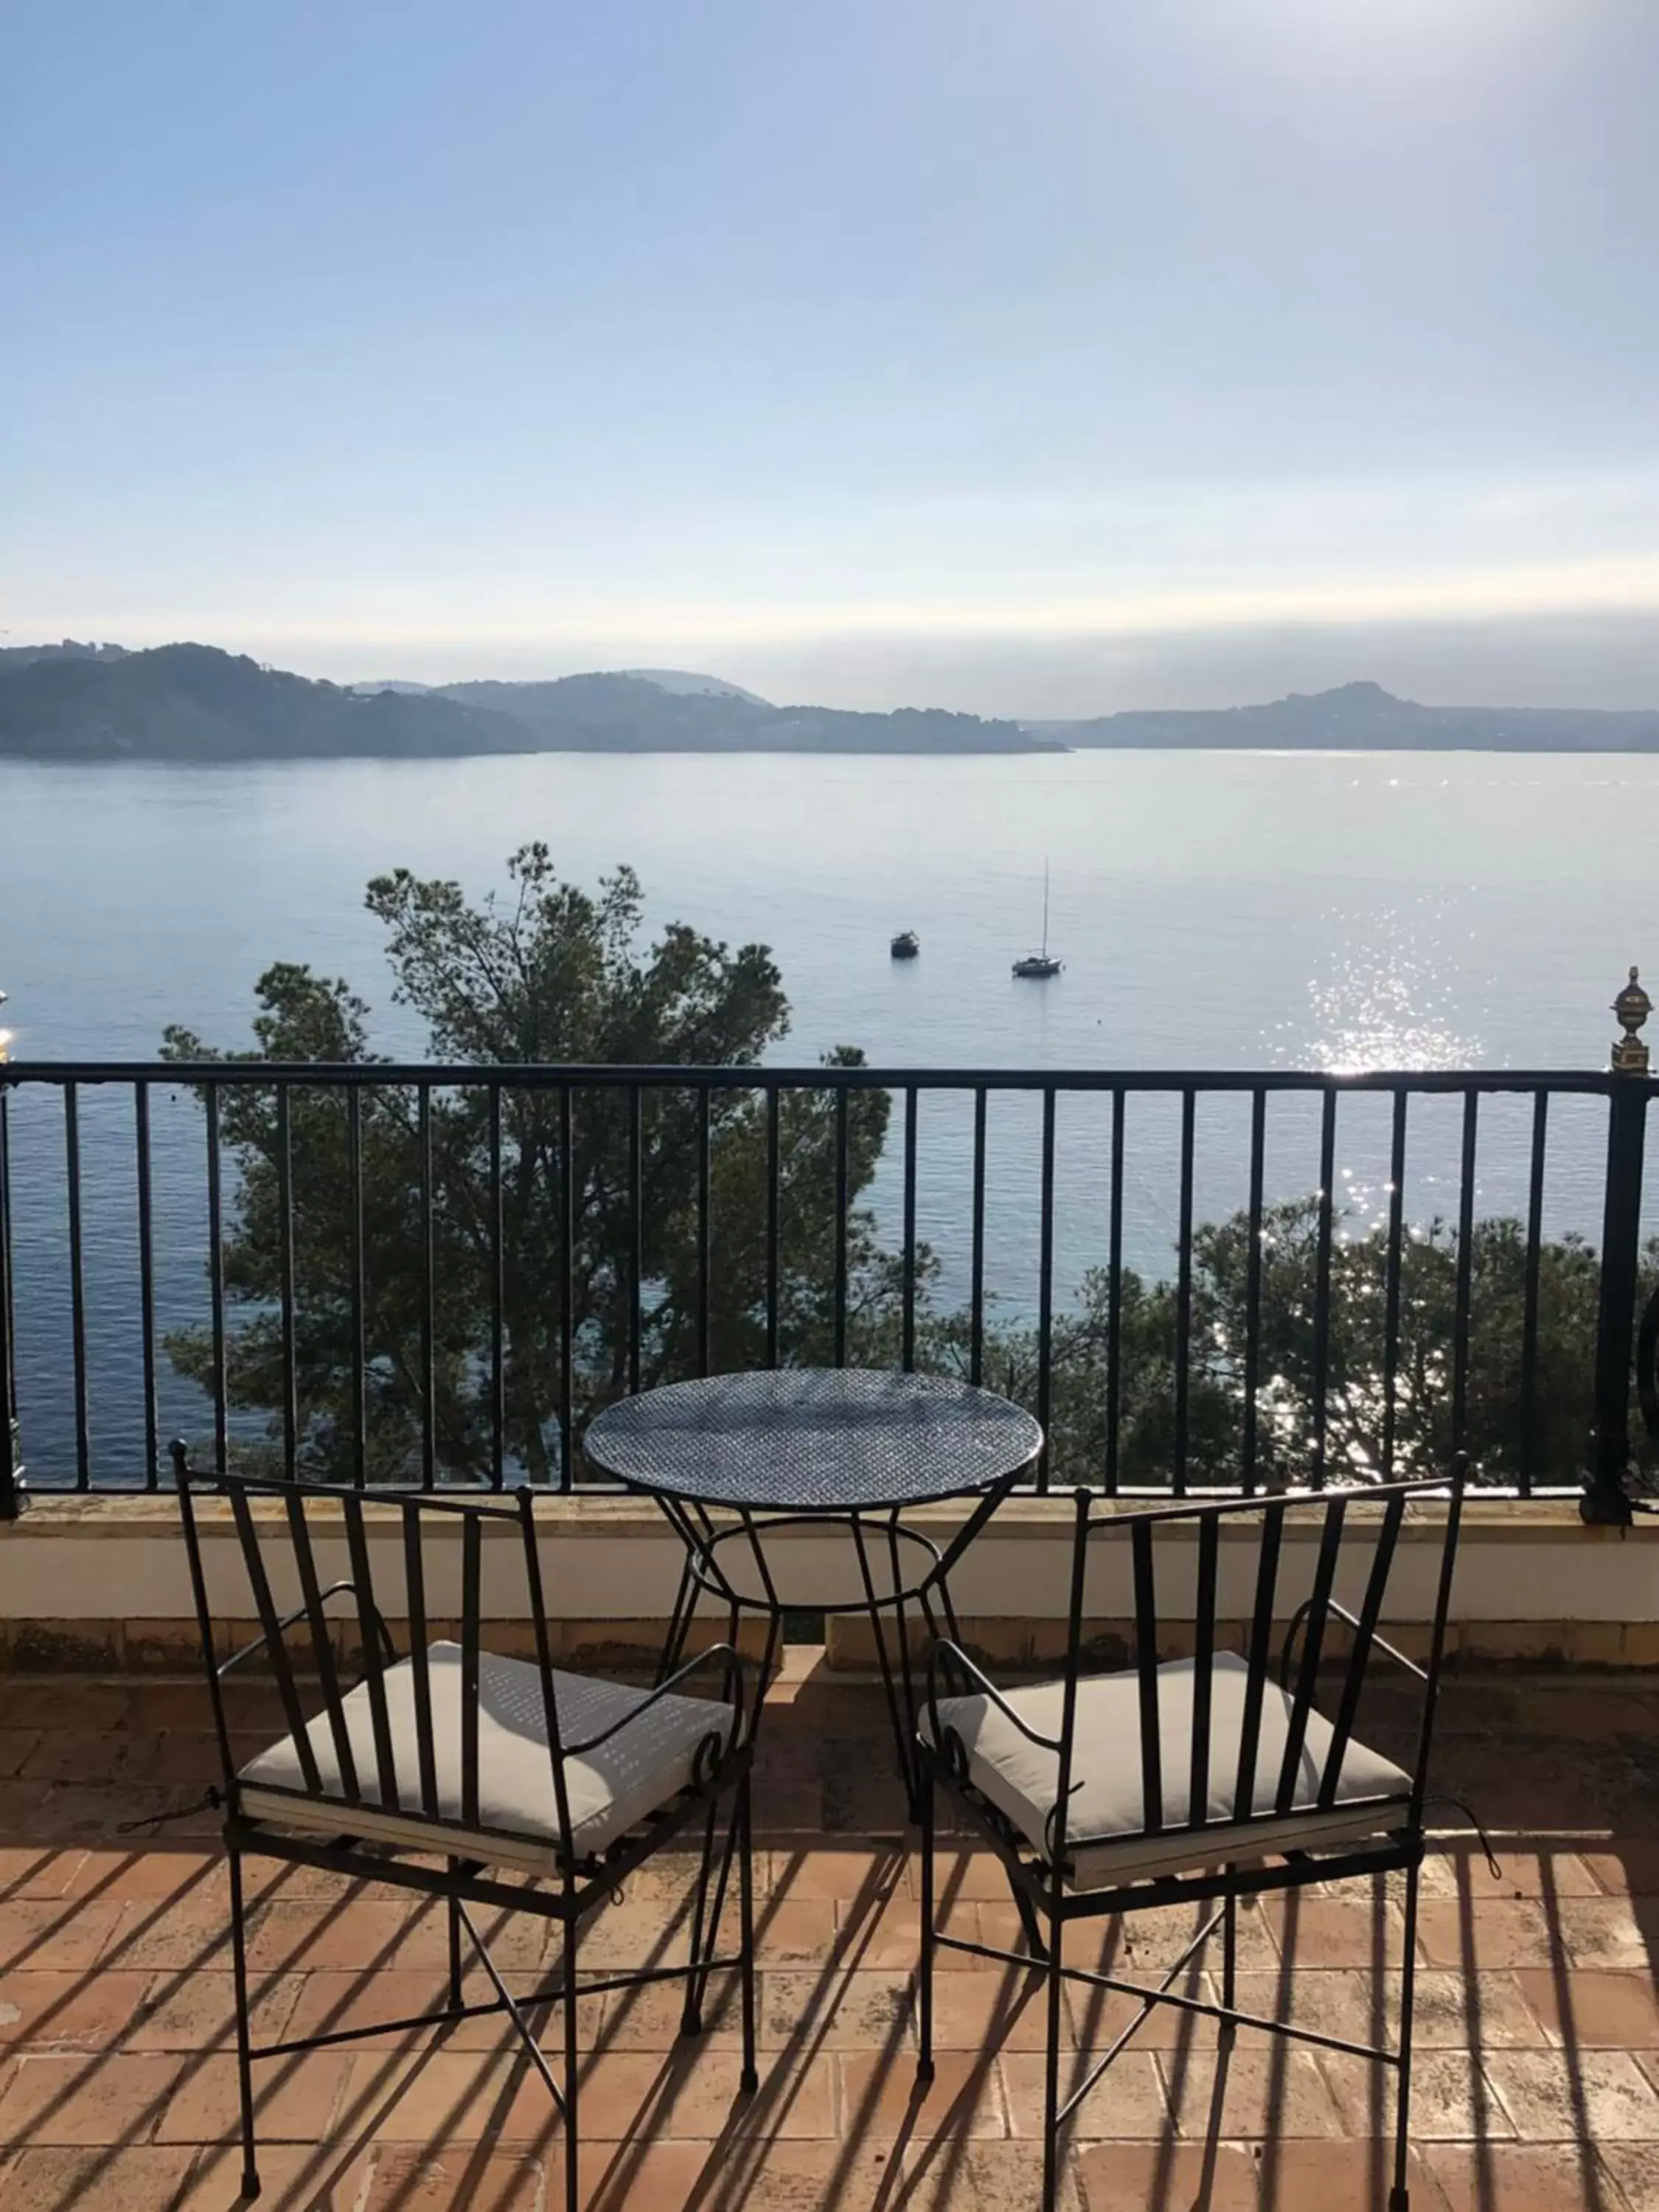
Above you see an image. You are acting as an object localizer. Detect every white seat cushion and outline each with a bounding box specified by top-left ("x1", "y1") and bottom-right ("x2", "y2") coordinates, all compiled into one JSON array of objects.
[
  {"x1": 237, "y1": 1642, "x2": 735, "y2": 1872},
  {"x1": 921, "y1": 1652, "x2": 1411, "y2": 1889}
]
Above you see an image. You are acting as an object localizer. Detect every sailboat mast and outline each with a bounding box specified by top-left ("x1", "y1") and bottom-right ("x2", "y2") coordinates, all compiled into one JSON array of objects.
[{"x1": 1041, "y1": 860, "x2": 1049, "y2": 957}]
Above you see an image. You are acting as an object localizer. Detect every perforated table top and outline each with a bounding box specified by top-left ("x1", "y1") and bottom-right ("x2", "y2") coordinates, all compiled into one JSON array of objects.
[{"x1": 582, "y1": 1368, "x2": 1043, "y2": 1513}]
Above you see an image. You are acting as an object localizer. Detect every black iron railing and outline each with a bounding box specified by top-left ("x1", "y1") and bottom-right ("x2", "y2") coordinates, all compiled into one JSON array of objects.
[{"x1": 0, "y1": 1057, "x2": 1654, "y2": 1517}]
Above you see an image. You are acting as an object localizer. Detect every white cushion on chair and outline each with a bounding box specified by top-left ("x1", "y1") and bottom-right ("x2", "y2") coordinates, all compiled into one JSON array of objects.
[
  {"x1": 920, "y1": 1652, "x2": 1411, "y2": 1890},
  {"x1": 237, "y1": 1642, "x2": 735, "y2": 1873}
]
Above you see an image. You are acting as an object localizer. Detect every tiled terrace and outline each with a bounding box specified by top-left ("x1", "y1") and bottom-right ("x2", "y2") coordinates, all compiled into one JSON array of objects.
[{"x1": 3, "y1": 1658, "x2": 1659, "y2": 2212}]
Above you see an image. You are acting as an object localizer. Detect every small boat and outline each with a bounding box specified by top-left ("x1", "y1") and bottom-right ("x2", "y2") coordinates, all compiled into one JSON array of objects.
[
  {"x1": 1012, "y1": 865, "x2": 1062, "y2": 978},
  {"x1": 890, "y1": 931, "x2": 920, "y2": 960}
]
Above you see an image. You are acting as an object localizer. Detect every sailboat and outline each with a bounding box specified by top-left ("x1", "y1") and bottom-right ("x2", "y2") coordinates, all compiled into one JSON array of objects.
[{"x1": 1012, "y1": 864, "x2": 1062, "y2": 978}]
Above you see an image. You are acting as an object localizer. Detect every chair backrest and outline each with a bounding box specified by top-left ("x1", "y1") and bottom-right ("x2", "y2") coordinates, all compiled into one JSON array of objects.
[
  {"x1": 170, "y1": 1445, "x2": 746, "y2": 1865},
  {"x1": 1043, "y1": 1464, "x2": 1465, "y2": 1871}
]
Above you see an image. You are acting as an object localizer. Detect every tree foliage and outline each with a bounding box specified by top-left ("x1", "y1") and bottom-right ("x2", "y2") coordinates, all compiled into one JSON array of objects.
[
  {"x1": 926, "y1": 1199, "x2": 1613, "y2": 1489},
  {"x1": 164, "y1": 849, "x2": 1618, "y2": 1492},
  {"x1": 162, "y1": 846, "x2": 897, "y2": 1481}
]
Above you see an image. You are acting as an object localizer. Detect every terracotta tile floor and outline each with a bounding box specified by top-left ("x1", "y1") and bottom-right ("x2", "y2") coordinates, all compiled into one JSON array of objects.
[{"x1": 1, "y1": 1663, "x2": 1658, "y2": 2209}]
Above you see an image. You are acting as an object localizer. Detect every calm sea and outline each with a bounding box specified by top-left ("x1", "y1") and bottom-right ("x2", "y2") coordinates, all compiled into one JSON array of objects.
[{"x1": 0, "y1": 747, "x2": 1650, "y2": 1482}]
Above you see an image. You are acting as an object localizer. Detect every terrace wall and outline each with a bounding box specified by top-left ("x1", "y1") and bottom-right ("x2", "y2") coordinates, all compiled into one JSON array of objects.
[{"x1": 1, "y1": 1495, "x2": 1655, "y2": 1671}]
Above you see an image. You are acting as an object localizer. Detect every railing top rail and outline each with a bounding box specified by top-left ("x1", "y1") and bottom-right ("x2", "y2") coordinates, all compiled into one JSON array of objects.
[{"x1": 0, "y1": 1059, "x2": 1644, "y2": 1096}]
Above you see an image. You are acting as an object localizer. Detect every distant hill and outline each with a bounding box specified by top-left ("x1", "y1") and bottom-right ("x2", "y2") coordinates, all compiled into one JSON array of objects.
[
  {"x1": 0, "y1": 644, "x2": 533, "y2": 761},
  {"x1": 435, "y1": 671, "x2": 1048, "y2": 753},
  {"x1": 0, "y1": 645, "x2": 1055, "y2": 759},
  {"x1": 10, "y1": 653, "x2": 1655, "y2": 763},
  {"x1": 1027, "y1": 680, "x2": 1659, "y2": 752}
]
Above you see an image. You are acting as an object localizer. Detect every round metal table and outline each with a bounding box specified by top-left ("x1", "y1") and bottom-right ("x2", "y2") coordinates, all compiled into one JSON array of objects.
[{"x1": 582, "y1": 1368, "x2": 1043, "y2": 1810}]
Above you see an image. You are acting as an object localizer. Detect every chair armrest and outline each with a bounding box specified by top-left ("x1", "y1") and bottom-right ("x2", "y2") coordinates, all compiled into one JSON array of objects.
[
  {"x1": 560, "y1": 1644, "x2": 760, "y2": 1758},
  {"x1": 216, "y1": 1580, "x2": 397, "y2": 1681},
  {"x1": 923, "y1": 1637, "x2": 1064, "y2": 1756},
  {"x1": 1279, "y1": 1597, "x2": 1427, "y2": 1688}
]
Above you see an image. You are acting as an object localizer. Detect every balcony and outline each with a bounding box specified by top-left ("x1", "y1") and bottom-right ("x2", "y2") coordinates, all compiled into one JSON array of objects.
[{"x1": 2, "y1": 1038, "x2": 1659, "y2": 2207}]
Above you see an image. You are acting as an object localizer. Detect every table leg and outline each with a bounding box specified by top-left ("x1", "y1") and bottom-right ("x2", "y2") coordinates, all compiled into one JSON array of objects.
[
  {"x1": 849, "y1": 1514, "x2": 925, "y2": 1819},
  {"x1": 655, "y1": 1554, "x2": 697, "y2": 1685}
]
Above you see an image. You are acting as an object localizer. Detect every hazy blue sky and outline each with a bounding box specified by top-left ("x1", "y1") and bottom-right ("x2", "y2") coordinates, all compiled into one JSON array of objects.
[{"x1": 6, "y1": 0, "x2": 1658, "y2": 711}]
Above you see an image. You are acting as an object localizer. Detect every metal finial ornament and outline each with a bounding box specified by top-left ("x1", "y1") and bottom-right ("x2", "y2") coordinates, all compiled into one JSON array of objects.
[{"x1": 1612, "y1": 966, "x2": 1652, "y2": 1074}]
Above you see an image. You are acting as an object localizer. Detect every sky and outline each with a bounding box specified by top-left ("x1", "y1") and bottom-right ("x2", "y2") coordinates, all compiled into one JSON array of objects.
[{"x1": 6, "y1": 0, "x2": 1659, "y2": 714}]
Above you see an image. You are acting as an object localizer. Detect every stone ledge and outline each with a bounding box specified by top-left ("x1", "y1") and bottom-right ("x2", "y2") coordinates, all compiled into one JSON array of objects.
[
  {"x1": 0, "y1": 1489, "x2": 1624, "y2": 1540},
  {"x1": 4, "y1": 1490, "x2": 1654, "y2": 1668}
]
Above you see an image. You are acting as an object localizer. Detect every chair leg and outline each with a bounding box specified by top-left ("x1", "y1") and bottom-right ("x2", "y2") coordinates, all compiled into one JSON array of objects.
[
  {"x1": 917, "y1": 1762, "x2": 935, "y2": 2084},
  {"x1": 1012, "y1": 1882, "x2": 1051, "y2": 1966},
  {"x1": 738, "y1": 1775, "x2": 759, "y2": 2095},
  {"x1": 447, "y1": 1864, "x2": 465, "y2": 2010},
  {"x1": 681, "y1": 1797, "x2": 720, "y2": 2039},
  {"x1": 1220, "y1": 1878, "x2": 1238, "y2": 2041},
  {"x1": 1391, "y1": 1857, "x2": 1422, "y2": 2212},
  {"x1": 1041, "y1": 1914, "x2": 1065, "y2": 2212},
  {"x1": 228, "y1": 1846, "x2": 260, "y2": 2201},
  {"x1": 562, "y1": 1916, "x2": 580, "y2": 2212}
]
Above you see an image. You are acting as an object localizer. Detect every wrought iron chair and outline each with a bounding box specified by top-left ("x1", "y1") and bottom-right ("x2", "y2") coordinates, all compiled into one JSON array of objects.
[
  {"x1": 917, "y1": 1467, "x2": 1466, "y2": 2212},
  {"x1": 171, "y1": 1444, "x2": 761, "y2": 2209}
]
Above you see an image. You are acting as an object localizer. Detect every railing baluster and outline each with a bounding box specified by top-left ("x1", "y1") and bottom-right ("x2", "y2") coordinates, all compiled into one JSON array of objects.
[
  {"x1": 276, "y1": 1084, "x2": 297, "y2": 1483},
  {"x1": 698, "y1": 1084, "x2": 713, "y2": 1377},
  {"x1": 1519, "y1": 1093, "x2": 1548, "y2": 1499},
  {"x1": 418, "y1": 1083, "x2": 435, "y2": 1489},
  {"x1": 1173, "y1": 1088, "x2": 1195, "y2": 1496},
  {"x1": 64, "y1": 1082, "x2": 89, "y2": 1490},
  {"x1": 1588, "y1": 1065, "x2": 1649, "y2": 1521},
  {"x1": 135, "y1": 1081, "x2": 159, "y2": 1491},
  {"x1": 348, "y1": 1088, "x2": 367, "y2": 1489},
  {"x1": 1310, "y1": 1090, "x2": 1337, "y2": 1488},
  {"x1": 833, "y1": 1088, "x2": 849, "y2": 1368},
  {"x1": 1451, "y1": 1092, "x2": 1478, "y2": 1461},
  {"x1": 1037, "y1": 1087, "x2": 1056, "y2": 1489},
  {"x1": 969, "y1": 1085, "x2": 987, "y2": 1388},
  {"x1": 206, "y1": 1082, "x2": 228, "y2": 1475},
  {"x1": 560, "y1": 1084, "x2": 574, "y2": 1489},
  {"x1": 629, "y1": 1083, "x2": 643, "y2": 1394},
  {"x1": 902, "y1": 1085, "x2": 918, "y2": 1373},
  {"x1": 1381, "y1": 1091, "x2": 1408, "y2": 1481},
  {"x1": 489, "y1": 1084, "x2": 505, "y2": 1489},
  {"x1": 1242, "y1": 1088, "x2": 1266, "y2": 1495},
  {"x1": 1106, "y1": 1086, "x2": 1124, "y2": 1498},
  {"x1": 764, "y1": 1084, "x2": 778, "y2": 1370}
]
